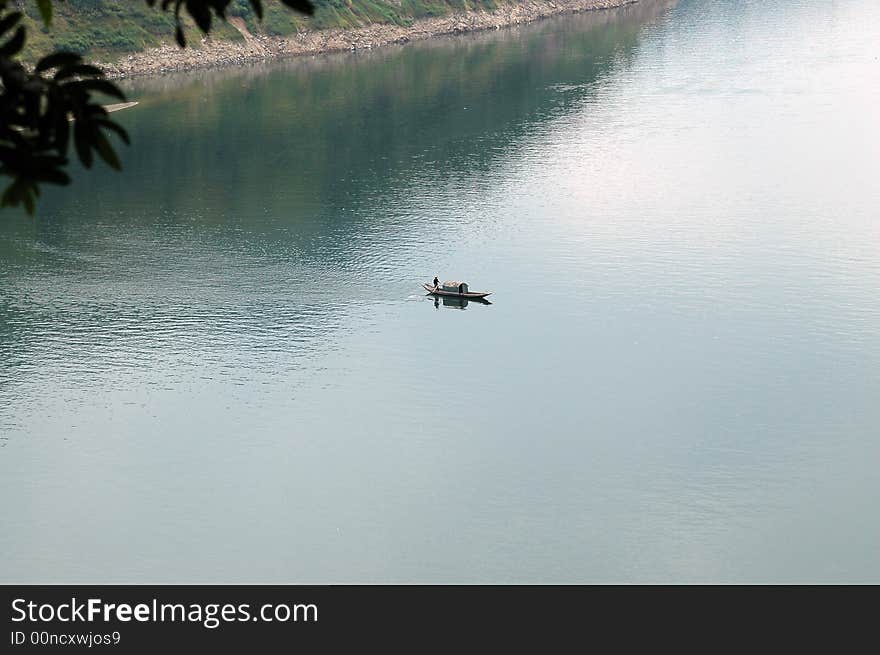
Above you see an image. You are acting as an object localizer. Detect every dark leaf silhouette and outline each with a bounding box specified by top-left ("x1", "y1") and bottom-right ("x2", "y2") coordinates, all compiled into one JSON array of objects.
[
  {"x1": 54, "y1": 64, "x2": 107, "y2": 81},
  {"x1": 0, "y1": 10, "x2": 20, "y2": 36},
  {"x1": 281, "y1": 0, "x2": 314, "y2": 15},
  {"x1": 36, "y1": 0, "x2": 53, "y2": 27},
  {"x1": 0, "y1": 0, "x2": 314, "y2": 214},
  {"x1": 35, "y1": 51, "x2": 81, "y2": 73},
  {"x1": 0, "y1": 25, "x2": 24, "y2": 56}
]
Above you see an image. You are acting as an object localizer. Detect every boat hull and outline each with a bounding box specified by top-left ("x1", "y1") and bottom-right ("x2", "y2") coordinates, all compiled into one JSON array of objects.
[{"x1": 423, "y1": 283, "x2": 491, "y2": 299}]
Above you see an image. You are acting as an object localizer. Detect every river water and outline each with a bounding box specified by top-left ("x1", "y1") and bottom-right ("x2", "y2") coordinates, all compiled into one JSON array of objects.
[{"x1": 1, "y1": 0, "x2": 878, "y2": 582}]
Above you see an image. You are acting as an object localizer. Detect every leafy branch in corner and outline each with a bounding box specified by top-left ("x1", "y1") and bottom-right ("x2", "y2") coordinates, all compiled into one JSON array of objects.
[
  {"x1": 0, "y1": 0, "x2": 314, "y2": 215},
  {"x1": 145, "y1": 0, "x2": 315, "y2": 47}
]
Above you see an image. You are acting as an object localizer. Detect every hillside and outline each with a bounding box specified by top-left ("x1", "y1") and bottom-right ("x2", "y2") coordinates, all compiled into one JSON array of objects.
[{"x1": 17, "y1": 0, "x2": 505, "y2": 61}]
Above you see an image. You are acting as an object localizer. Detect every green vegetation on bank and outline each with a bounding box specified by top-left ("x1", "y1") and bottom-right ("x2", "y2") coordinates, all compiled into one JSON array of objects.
[{"x1": 18, "y1": 0, "x2": 503, "y2": 61}]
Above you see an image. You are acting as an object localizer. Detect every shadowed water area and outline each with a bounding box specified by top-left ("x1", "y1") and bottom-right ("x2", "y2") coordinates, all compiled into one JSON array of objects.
[{"x1": 1, "y1": 0, "x2": 878, "y2": 582}]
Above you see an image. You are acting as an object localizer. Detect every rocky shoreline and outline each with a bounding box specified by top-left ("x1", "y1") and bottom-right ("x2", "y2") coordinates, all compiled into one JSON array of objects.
[{"x1": 99, "y1": 0, "x2": 639, "y2": 79}]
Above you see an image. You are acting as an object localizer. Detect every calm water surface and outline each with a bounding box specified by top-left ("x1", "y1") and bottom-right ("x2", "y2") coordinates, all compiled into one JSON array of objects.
[{"x1": 1, "y1": 0, "x2": 878, "y2": 582}]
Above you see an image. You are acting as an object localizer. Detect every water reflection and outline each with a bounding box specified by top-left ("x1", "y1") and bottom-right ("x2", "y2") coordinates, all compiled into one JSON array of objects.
[
  {"x1": 432, "y1": 295, "x2": 493, "y2": 310},
  {"x1": 0, "y1": 0, "x2": 675, "y2": 387}
]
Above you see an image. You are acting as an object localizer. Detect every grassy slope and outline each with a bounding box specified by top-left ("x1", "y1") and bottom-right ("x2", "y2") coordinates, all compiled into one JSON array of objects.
[{"x1": 19, "y1": 0, "x2": 503, "y2": 61}]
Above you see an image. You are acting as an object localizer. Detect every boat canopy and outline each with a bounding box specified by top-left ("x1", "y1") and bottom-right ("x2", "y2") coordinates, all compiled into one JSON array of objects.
[{"x1": 441, "y1": 281, "x2": 468, "y2": 293}]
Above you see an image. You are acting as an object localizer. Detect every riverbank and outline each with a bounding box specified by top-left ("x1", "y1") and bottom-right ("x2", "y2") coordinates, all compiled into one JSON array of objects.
[{"x1": 99, "y1": 0, "x2": 639, "y2": 78}]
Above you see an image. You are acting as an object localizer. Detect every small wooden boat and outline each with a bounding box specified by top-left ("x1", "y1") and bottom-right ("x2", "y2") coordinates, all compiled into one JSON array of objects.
[{"x1": 423, "y1": 282, "x2": 491, "y2": 299}]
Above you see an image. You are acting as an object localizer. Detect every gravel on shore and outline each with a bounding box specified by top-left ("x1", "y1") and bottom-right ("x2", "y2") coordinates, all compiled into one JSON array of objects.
[{"x1": 99, "y1": 0, "x2": 639, "y2": 79}]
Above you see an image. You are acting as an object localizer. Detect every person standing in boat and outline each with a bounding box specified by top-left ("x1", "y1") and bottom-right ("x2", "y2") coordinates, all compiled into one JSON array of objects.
[{"x1": 433, "y1": 276, "x2": 440, "y2": 290}]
